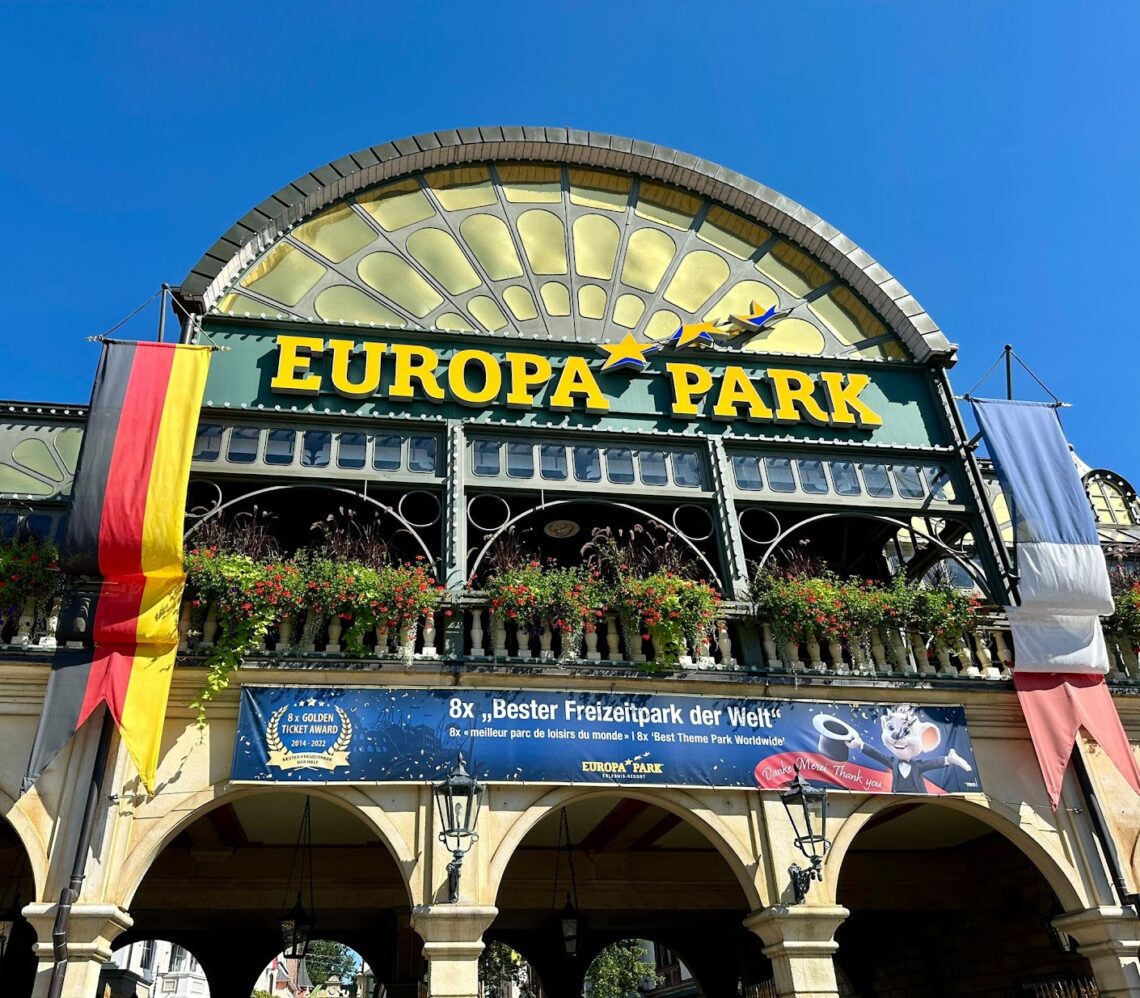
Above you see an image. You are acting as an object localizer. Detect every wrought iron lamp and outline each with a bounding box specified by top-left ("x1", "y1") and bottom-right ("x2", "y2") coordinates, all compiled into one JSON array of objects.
[
  {"x1": 280, "y1": 796, "x2": 316, "y2": 958},
  {"x1": 780, "y1": 763, "x2": 830, "y2": 904},
  {"x1": 553, "y1": 807, "x2": 582, "y2": 956},
  {"x1": 433, "y1": 754, "x2": 484, "y2": 903}
]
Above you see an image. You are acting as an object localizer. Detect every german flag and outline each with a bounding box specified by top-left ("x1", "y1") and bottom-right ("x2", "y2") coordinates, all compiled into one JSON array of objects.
[{"x1": 23, "y1": 341, "x2": 210, "y2": 795}]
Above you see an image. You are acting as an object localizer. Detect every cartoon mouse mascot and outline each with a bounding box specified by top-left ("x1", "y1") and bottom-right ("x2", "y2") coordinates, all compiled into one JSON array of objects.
[{"x1": 849, "y1": 705, "x2": 972, "y2": 793}]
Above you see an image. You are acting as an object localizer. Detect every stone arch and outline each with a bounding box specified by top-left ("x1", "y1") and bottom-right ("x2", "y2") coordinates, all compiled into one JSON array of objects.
[
  {"x1": 0, "y1": 788, "x2": 49, "y2": 901},
  {"x1": 117, "y1": 782, "x2": 419, "y2": 911},
  {"x1": 487, "y1": 783, "x2": 765, "y2": 911},
  {"x1": 822, "y1": 794, "x2": 1087, "y2": 910}
]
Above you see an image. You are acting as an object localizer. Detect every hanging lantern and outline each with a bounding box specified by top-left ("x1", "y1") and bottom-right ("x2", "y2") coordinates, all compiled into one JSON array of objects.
[{"x1": 279, "y1": 797, "x2": 317, "y2": 956}]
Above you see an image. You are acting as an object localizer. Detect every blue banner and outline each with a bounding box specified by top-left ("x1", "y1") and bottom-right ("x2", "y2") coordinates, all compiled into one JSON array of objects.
[{"x1": 232, "y1": 686, "x2": 982, "y2": 795}]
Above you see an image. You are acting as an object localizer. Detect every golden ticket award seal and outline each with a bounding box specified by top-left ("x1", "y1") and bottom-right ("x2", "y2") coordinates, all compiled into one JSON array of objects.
[{"x1": 266, "y1": 700, "x2": 352, "y2": 771}]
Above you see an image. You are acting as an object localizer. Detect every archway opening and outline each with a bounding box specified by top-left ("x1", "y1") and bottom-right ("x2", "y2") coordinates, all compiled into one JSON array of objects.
[
  {"x1": 252, "y1": 938, "x2": 364, "y2": 997},
  {"x1": 493, "y1": 796, "x2": 768, "y2": 998},
  {"x1": 120, "y1": 792, "x2": 417, "y2": 998},
  {"x1": 835, "y1": 803, "x2": 1096, "y2": 996},
  {"x1": 105, "y1": 938, "x2": 209, "y2": 997},
  {"x1": 0, "y1": 815, "x2": 36, "y2": 998}
]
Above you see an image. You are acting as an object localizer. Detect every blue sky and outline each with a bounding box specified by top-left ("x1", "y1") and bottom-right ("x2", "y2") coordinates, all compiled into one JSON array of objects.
[{"x1": 2, "y1": 2, "x2": 1136, "y2": 481}]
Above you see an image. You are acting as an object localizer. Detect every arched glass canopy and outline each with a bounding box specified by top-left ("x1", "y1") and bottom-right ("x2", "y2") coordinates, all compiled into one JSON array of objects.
[{"x1": 210, "y1": 161, "x2": 909, "y2": 363}]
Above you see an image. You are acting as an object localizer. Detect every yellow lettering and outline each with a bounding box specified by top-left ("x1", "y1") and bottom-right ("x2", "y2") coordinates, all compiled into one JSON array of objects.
[
  {"x1": 388, "y1": 344, "x2": 444, "y2": 402},
  {"x1": 665, "y1": 363, "x2": 714, "y2": 417},
  {"x1": 328, "y1": 339, "x2": 385, "y2": 399},
  {"x1": 449, "y1": 349, "x2": 502, "y2": 405},
  {"x1": 504, "y1": 352, "x2": 553, "y2": 407},
  {"x1": 820, "y1": 372, "x2": 883, "y2": 428},
  {"x1": 549, "y1": 357, "x2": 609, "y2": 413},
  {"x1": 270, "y1": 335, "x2": 325, "y2": 395},
  {"x1": 711, "y1": 367, "x2": 774, "y2": 422},
  {"x1": 767, "y1": 368, "x2": 830, "y2": 425}
]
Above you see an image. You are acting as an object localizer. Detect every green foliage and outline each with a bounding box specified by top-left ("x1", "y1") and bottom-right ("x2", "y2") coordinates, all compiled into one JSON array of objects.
[
  {"x1": 753, "y1": 569, "x2": 980, "y2": 648},
  {"x1": 304, "y1": 938, "x2": 359, "y2": 988},
  {"x1": 251, "y1": 990, "x2": 274, "y2": 998},
  {"x1": 612, "y1": 572, "x2": 720, "y2": 666},
  {"x1": 185, "y1": 547, "x2": 444, "y2": 722},
  {"x1": 1106, "y1": 568, "x2": 1140, "y2": 637},
  {"x1": 585, "y1": 939, "x2": 661, "y2": 998},
  {"x1": 0, "y1": 533, "x2": 61, "y2": 622},
  {"x1": 478, "y1": 940, "x2": 535, "y2": 997}
]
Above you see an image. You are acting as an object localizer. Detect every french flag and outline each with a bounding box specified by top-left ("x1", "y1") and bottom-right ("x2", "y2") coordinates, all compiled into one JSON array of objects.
[{"x1": 972, "y1": 400, "x2": 1140, "y2": 807}]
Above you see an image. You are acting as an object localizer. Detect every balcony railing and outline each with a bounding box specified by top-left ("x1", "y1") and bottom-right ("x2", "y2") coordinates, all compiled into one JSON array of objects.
[{"x1": 5, "y1": 591, "x2": 1140, "y2": 687}]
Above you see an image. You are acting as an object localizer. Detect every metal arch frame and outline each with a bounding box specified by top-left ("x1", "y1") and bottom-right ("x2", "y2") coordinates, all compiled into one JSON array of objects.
[
  {"x1": 754, "y1": 511, "x2": 996, "y2": 601},
  {"x1": 467, "y1": 499, "x2": 723, "y2": 588},
  {"x1": 176, "y1": 128, "x2": 952, "y2": 365},
  {"x1": 182, "y1": 482, "x2": 436, "y2": 562}
]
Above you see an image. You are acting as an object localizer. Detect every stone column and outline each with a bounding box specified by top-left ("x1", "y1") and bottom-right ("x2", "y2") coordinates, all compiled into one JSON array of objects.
[
  {"x1": 744, "y1": 905, "x2": 848, "y2": 998},
  {"x1": 23, "y1": 902, "x2": 132, "y2": 998},
  {"x1": 411, "y1": 904, "x2": 497, "y2": 998},
  {"x1": 1052, "y1": 906, "x2": 1140, "y2": 997}
]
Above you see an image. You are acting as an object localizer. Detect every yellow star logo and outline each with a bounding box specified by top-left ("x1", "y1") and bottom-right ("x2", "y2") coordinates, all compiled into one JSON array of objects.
[
  {"x1": 727, "y1": 301, "x2": 779, "y2": 333},
  {"x1": 670, "y1": 320, "x2": 729, "y2": 348},
  {"x1": 597, "y1": 333, "x2": 660, "y2": 372}
]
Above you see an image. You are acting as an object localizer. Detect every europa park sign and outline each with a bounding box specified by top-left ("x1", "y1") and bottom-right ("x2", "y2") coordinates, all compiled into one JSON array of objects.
[{"x1": 269, "y1": 326, "x2": 884, "y2": 430}]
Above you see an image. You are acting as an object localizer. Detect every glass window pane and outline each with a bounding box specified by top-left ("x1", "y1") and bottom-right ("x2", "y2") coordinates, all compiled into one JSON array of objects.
[
  {"x1": 831, "y1": 461, "x2": 860, "y2": 496},
  {"x1": 926, "y1": 466, "x2": 956, "y2": 502},
  {"x1": 338, "y1": 432, "x2": 366, "y2": 469},
  {"x1": 861, "y1": 463, "x2": 893, "y2": 498},
  {"x1": 799, "y1": 459, "x2": 829, "y2": 495},
  {"x1": 894, "y1": 464, "x2": 925, "y2": 499},
  {"x1": 473, "y1": 440, "x2": 500, "y2": 476},
  {"x1": 193, "y1": 423, "x2": 222, "y2": 461},
  {"x1": 765, "y1": 457, "x2": 796, "y2": 493},
  {"x1": 409, "y1": 436, "x2": 437, "y2": 474},
  {"x1": 607, "y1": 448, "x2": 635, "y2": 484},
  {"x1": 373, "y1": 434, "x2": 401, "y2": 471},
  {"x1": 264, "y1": 429, "x2": 296, "y2": 466},
  {"x1": 540, "y1": 444, "x2": 567, "y2": 480},
  {"x1": 506, "y1": 442, "x2": 534, "y2": 478},
  {"x1": 640, "y1": 450, "x2": 668, "y2": 486},
  {"x1": 227, "y1": 426, "x2": 259, "y2": 464},
  {"x1": 574, "y1": 446, "x2": 601, "y2": 482},
  {"x1": 301, "y1": 430, "x2": 331, "y2": 468},
  {"x1": 731, "y1": 454, "x2": 763, "y2": 491},
  {"x1": 673, "y1": 452, "x2": 702, "y2": 488}
]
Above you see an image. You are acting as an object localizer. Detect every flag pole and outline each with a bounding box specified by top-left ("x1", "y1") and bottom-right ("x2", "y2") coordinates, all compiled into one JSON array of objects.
[{"x1": 45, "y1": 708, "x2": 115, "y2": 998}]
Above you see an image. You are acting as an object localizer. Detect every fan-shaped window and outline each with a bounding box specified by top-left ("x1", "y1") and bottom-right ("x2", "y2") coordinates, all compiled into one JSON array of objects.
[
  {"x1": 1086, "y1": 473, "x2": 1137, "y2": 525},
  {"x1": 213, "y1": 161, "x2": 913, "y2": 363}
]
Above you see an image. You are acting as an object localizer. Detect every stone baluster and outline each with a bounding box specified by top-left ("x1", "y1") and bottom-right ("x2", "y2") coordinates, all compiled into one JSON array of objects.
[
  {"x1": 697, "y1": 630, "x2": 714, "y2": 668},
  {"x1": 1118, "y1": 637, "x2": 1139, "y2": 679},
  {"x1": 717, "y1": 621, "x2": 734, "y2": 668},
  {"x1": 492, "y1": 616, "x2": 508, "y2": 659},
  {"x1": 422, "y1": 612, "x2": 438, "y2": 659},
  {"x1": 935, "y1": 639, "x2": 956, "y2": 676},
  {"x1": 993, "y1": 627, "x2": 1014, "y2": 678},
  {"x1": 784, "y1": 639, "x2": 803, "y2": 673},
  {"x1": 869, "y1": 630, "x2": 888, "y2": 673},
  {"x1": 910, "y1": 632, "x2": 934, "y2": 675},
  {"x1": 399, "y1": 624, "x2": 416, "y2": 662},
  {"x1": 806, "y1": 635, "x2": 825, "y2": 671},
  {"x1": 469, "y1": 608, "x2": 484, "y2": 657},
  {"x1": 375, "y1": 623, "x2": 390, "y2": 656},
  {"x1": 324, "y1": 615, "x2": 343, "y2": 653},
  {"x1": 761, "y1": 623, "x2": 782, "y2": 670},
  {"x1": 585, "y1": 625, "x2": 600, "y2": 661},
  {"x1": 959, "y1": 635, "x2": 979, "y2": 677},
  {"x1": 629, "y1": 621, "x2": 647, "y2": 664},
  {"x1": 201, "y1": 603, "x2": 219, "y2": 648},
  {"x1": 539, "y1": 625, "x2": 553, "y2": 661},
  {"x1": 12, "y1": 598, "x2": 36, "y2": 647},
  {"x1": 828, "y1": 638, "x2": 847, "y2": 674},
  {"x1": 177, "y1": 600, "x2": 193, "y2": 652},
  {"x1": 850, "y1": 634, "x2": 870, "y2": 673},
  {"x1": 973, "y1": 630, "x2": 999, "y2": 679},
  {"x1": 277, "y1": 615, "x2": 293, "y2": 652},
  {"x1": 605, "y1": 614, "x2": 620, "y2": 661},
  {"x1": 38, "y1": 597, "x2": 61, "y2": 649},
  {"x1": 890, "y1": 628, "x2": 914, "y2": 674}
]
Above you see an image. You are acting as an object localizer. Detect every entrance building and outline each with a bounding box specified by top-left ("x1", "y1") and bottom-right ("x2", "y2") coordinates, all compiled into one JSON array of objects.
[{"x1": 1, "y1": 128, "x2": 1138, "y2": 998}]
